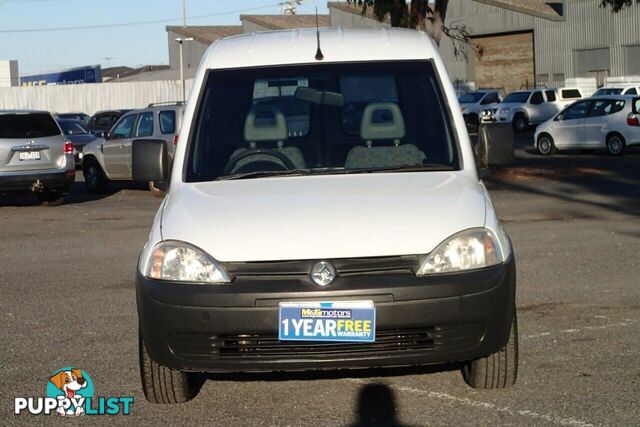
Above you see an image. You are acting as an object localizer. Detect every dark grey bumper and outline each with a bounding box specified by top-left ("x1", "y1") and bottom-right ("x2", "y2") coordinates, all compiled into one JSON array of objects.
[{"x1": 137, "y1": 256, "x2": 516, "y2": 373}]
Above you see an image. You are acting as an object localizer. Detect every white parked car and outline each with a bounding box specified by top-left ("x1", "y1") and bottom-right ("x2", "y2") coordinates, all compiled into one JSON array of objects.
[
  {"x1": 489, "y1": 87, "x2": 583, "y2": 132},
  {"x1": 132, "y1": 27, "x2": 518, "y2": 404},
  {"x1": 593, "y1": 85, "x2": 640, "y2": 97},
  {"x1": 534, "y1": 95, "x2": 640, "y2": 155},
  {"x1": 458, "y1": 90, "x2": 502, "y2": 131}
]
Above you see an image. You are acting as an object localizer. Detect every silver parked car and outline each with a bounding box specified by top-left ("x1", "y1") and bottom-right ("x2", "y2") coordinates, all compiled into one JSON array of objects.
[
  {"x1": 82, "y1": 102, "x2": 184, "y2": 196},
  {"x1": 0, "y1": 110, "x2": 75, "y2": 205}
]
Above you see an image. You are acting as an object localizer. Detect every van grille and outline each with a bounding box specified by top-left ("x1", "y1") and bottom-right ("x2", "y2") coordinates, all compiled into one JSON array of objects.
[{"x1": 168, "y1": 324, "x2": 483, "y2": 360}]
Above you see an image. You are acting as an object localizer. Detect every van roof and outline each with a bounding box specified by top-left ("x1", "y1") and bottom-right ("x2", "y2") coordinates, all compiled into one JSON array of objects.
[{"x1": 201, "y1": 27, "x2": 438, "y2": 70}]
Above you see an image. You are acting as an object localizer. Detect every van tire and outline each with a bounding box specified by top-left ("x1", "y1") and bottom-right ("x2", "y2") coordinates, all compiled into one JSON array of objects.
[
  {"x1": 83, "y1": 158, "x2": 109, "y2": 193},
  {"x1": 37, "y1": 190, "x2": 64, "y2": 206},
  {"x1": 606, "y1": 133, "x2": 625, "y2": 156},
  {"x1": 139, "y1": 335, "x2": 204, "y2": 404},
  {"x1": 462, "y1": 309, "x2": 518, "y2": 389},
  {"x1": 512, "y1": 114, "x2": 528, "y2": 133}
]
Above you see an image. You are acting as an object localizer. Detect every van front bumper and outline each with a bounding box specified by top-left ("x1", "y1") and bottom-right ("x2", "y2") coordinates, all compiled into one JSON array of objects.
[{"x1": 136, "y1": 256, "x2": 516, "y2": 373}]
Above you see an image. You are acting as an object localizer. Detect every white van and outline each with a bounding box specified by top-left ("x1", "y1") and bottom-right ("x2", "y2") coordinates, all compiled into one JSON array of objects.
[{"x1": 133, "y1": 28, "x2": 517, "y2": 403}]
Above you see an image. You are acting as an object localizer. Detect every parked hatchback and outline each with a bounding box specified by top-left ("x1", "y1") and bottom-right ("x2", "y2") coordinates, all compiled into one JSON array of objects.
[
  {"x1": 82, "y1": 102, "x2": 184, "y2": 195},
  {"x1": 132, "y1": 28, "x2": 517, "y2": 404},
  {"x1": 535, "y1": 95, "x2": 640, "y2": 155},
  {"x1": 0, "y1": 111, "x2": 75, "y2": 204}
]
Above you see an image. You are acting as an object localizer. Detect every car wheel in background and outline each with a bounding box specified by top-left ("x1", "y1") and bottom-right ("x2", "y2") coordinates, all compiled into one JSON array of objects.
[
  {"x1": 606, "y1": 133, "x2": 626, "y2": 156},
  {"x1": 139, "y1": 335, "x2": 204, "y2": 404},
  {"x1": 83, "y1": 158, "x2": 109, "y2": 193},
  {"x1": 36, "y1": 190, "x2": 64, "y2": 206},
  {"x1": 537, "y1": 134, "x2": 556, "y2": 155},
  {"x1": 462, "y1": 309, "x2": 518, "y2": 389},
  {"x1": 148, "y1": 181, "x2": 166, "y2": 198},
  {"x1": 512, "y1": 114, "x2": 528, "y2": 133}
]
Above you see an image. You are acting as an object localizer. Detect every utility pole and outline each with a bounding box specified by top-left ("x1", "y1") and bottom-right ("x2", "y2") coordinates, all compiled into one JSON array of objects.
[
  {"x1": 182, "y1": 0, "x2": 187, "y2": 27},
  {"x1": 176, "y1": 38, "x2": 193, "y2": 102}
]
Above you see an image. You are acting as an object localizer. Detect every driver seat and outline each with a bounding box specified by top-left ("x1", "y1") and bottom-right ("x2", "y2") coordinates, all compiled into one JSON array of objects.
[{"x1": 225, "y1": 104, "x2": 306, "y2": 173}]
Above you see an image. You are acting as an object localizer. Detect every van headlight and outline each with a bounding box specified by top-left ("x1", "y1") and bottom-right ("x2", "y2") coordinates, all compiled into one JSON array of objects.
[
  {"x1": 416, "y1": 228, "x2": 506, "y2": 275},
  {"x1": 145, "y1": 241, "x2": 231, "y2": 283}
]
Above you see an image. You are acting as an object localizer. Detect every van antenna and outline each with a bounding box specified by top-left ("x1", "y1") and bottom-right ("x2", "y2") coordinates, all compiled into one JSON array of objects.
[{"x1": 314, "y1": 7, "x2": 324, "y2": 61}]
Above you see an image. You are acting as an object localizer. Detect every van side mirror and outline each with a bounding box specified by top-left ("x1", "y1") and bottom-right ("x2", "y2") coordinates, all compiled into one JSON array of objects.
[{"x1": 132, "y1": 139, "x2": 168, "y2": 182}]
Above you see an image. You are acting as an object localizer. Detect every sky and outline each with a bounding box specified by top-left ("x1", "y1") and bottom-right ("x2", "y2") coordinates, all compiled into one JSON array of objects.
[{"x1": 0, "y1": 0, "x2": 330, "y2": 76}]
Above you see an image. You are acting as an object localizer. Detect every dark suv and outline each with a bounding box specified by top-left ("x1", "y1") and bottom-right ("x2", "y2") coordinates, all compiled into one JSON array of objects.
[{"x1": 0, "y1": 111, "x2": 75, "y2": 205}]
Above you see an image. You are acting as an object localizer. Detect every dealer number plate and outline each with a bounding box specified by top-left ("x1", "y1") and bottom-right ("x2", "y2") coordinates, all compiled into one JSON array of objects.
[
  {"x1": 19, "y1": 151, "x2": 41, "y2": 161},
  {"x1": 279, "y1": 301, "x2": 376, "y2": 343}
]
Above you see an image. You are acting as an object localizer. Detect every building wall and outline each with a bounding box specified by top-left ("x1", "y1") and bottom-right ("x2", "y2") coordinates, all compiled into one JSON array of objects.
[
  {"x1": 0, "y1": 60, "x2": 19, "y2": 88},
  {"x1": 441, "y1": 0, "x2": 640, "y2": 89},
  {"x1": 241, "y1": 20, "x2": 274, "y2": 32},
  {"x1": 0, "y1": 79, "x2": 195, "y2": 116},
  {"x1": 167, "y1": 30, "x2": 210, "y2": 79},
  {"x1": 329, "y1": 7, "x2": 388, "y2": 28}
]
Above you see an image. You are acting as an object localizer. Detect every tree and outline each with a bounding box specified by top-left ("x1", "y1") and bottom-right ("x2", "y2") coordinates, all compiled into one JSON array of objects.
[
  {"x1": 347, "y1": 0, "x2": 467, "y2": 52},
  {"x1": 600, "y1": 0, "x2": 640, "y2": 12}
]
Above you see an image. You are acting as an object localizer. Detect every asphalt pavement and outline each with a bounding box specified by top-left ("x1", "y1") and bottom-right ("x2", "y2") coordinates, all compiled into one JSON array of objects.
[{"x1": 1, "y1": 133, "x2": 639, "y2": 426}]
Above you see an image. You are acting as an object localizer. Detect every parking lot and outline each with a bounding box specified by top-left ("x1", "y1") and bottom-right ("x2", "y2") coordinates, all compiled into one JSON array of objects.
[{"x1": 1, "y1": 132, "x2": 639, "y2": 426}]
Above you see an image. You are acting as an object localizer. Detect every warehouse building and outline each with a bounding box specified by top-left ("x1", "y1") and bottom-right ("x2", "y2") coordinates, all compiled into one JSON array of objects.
[
  {"x1": 329, "y1": 0, "x2": 640, "y2": 93},
  {"x1": 162, "y1": 1, "x2": 639, "y2": 93}
]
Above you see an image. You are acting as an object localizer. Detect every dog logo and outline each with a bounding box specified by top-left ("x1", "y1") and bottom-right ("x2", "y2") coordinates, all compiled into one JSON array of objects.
[
  {"x1": 14, "y1": 366, "x2": 133, "y2": 416},
  {"x1": 46, "y1": 367, "x2": 94, "y2": 416}
]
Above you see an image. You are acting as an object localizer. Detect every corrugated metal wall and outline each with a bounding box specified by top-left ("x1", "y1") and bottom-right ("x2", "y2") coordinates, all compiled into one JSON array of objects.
[
  {"x1": 0, "y1": 80, "x2": 194, "y2": 115},
  {"x1": 440, "y1": 0, "x2": 640, "y2": 88}
]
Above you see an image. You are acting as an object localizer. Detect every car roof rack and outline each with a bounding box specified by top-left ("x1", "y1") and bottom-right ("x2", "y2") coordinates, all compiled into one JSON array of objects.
[{"x1": 147, "y1": 101, "x2": 185, "y2": 107}]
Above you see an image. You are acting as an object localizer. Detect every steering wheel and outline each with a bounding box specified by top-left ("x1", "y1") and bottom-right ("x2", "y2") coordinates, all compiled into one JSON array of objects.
[{"x1": 222, "y1": 148, "x2": 296, "y2": 175}]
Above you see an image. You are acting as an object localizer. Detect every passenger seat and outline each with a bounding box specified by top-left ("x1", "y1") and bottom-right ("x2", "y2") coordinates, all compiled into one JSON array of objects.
[{"x1": 344, "y1": 102, "x2": 426, "y2": 169}]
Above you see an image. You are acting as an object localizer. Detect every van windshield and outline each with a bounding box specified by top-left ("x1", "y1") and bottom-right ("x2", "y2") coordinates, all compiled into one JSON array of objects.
[{"x1": 186, "y1": 61, "x2": 458, "y2": 182}]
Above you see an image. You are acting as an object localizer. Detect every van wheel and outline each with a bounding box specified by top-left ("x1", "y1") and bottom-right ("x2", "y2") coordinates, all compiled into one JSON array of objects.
[
  {"x1": 537, "y1": 134, "x2": 556, "y2": 155},
  {"x1": 148, "y1": 181, "x2": 166, "y2": 198},
  {"x1": 512, "y1": 114, "x2": 528, "y2": 132},
  {"x1": 83, "y1": 158, "x2": 109, "y2": 193},
  {"x1": 606, "y1": 134, "x2": 625, "y2": 156},
  {"x1": 462, "y1": 309, "x2": 518, "y2": 389},
  {"x1": 37, "y1": 190, "x2": 64, "y2": 206},
  {"x1": 139, "y1": 335, "x2": 204, "y2": 404}
]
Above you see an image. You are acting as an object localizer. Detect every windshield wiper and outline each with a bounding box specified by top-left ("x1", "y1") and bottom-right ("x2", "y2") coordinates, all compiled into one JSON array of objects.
[
  {"x1": 216, "y1": 169, "x2": 309, "y2": 181},
  {"x1": 347, "y1": 164, "x2": 455, "y2": 174},
  {"x1": 216, "y1": 164, "x2": 453, "y2": 181}
]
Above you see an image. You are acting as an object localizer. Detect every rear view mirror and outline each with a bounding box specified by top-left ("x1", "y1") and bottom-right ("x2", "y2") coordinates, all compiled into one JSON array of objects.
[
  {"x1": 295, "y1": 87, "x2": 344, "y2": 106},
  {"x1": 132, "y1": 139, "x2": 168, "y2": 182}
]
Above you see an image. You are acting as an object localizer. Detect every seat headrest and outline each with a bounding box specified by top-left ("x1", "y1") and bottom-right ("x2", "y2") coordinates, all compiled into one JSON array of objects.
[
  {"x1": 244, "y1": 104, "x2": 288, "y2": 143},
  {"x1": 360, "y1": 102, "x2": 405, "y2": 142}
]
